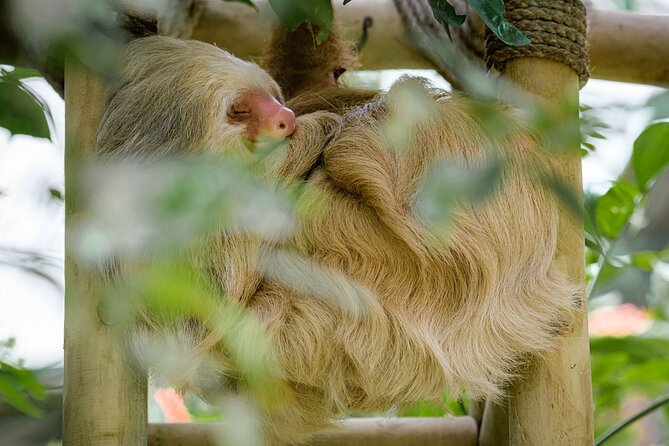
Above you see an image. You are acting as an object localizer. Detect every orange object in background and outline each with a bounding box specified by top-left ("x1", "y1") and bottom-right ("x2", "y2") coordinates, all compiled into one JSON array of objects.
[{"x1": 154, "y1": 388, "x2": 192, "y2": 423}]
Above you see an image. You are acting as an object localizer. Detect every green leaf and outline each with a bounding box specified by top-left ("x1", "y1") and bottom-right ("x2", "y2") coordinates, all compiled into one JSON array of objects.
[
  {"x1": 401, "y1": 399, "x2": 448, "y2": 417},
  {"x1": 595, "y1": 179, "x2": 640, "y2": 239},
  {"x1": 467, "y1": 0, "x2": 530, "y2": 46},
  {"x1": 583, "y1": 191, "x2": 602, "y2": 251},
  {"x1": 223, "y1": 0, "x2": 257, "y2": 8},
  {"x1": 591, "y1": 337, "x2": 669, "y2": 364},
  {"x1": 622, "y1": 358, "x2": 669, "y2": 383},
  {"x1": 595, "y1": 261, "x2": 625, "y2": 286},
  {"x1": 268, "y1": 0, "x2": 333, "y2": 44},
  {"x1": 427, "y1": 0, "x2": 466, "y2": 39},
  {"x1": 0, "y1": 73, "x2": 50, "y2": 139},
  {"x1": 541, "y1": 174, "x2": 582, "y2": 220},
  {"x1": 632, "y1": 122, "x2": 669, "y2": 192},
  {"x1": 0, "y1": 362, "x2": 46, "y2": 418},
  {"x1": 631, "y1": 249, "x2": 669, "y2": 272},
  {"x1": 5, "y1": 67, "x2": 42, "y2": 80},
  {"x1": 416, "y1": 156, "x2": 504, "y2": 228},
  {"x1": 49, "y1": 188, "x2": 64, "y2": 201}
]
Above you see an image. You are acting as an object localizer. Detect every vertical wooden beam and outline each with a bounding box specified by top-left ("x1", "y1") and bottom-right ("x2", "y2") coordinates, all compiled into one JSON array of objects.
[
  {"x1": 63, "y1": 63, "x2": 148, "y2": 445},
  {"x1": 503, "y1": 58, "x2": 594, "y2": 445}
]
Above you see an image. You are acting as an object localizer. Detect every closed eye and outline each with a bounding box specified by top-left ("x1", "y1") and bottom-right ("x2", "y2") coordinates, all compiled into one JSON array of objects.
[{"x1": 227, "y1": 108, "x2": 250, "y2": 121}]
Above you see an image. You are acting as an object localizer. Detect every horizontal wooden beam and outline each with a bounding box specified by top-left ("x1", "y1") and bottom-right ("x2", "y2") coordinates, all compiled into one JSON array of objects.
[
  {"x1": 148, "y1": 417, "x2": 478, "y2": 446},
  {"x1": 187, "y1": 0, "x2": 669, "y2": 86},
  {"x1": 587, "y1": 8, "x2": 669, "y2": 86}
]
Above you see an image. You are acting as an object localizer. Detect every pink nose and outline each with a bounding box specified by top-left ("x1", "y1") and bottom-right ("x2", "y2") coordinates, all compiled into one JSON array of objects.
[
  {"x1": 266, "y1": 105, "x2": 296, "y2": 140},
  {"x1": 230, "y1": 90, "x2": 296, "y2": 142}
]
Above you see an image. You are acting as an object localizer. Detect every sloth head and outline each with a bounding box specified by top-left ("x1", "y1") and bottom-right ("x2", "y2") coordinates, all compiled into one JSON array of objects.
[{"x1": 97, "y1": 36, "x2": 296, "y2": 159}]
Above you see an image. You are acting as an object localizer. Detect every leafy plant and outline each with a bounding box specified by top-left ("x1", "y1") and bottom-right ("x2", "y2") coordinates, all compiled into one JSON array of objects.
[
  {"x1": 0, "y1": 339, "x2": 47, "y2": 418},
  {"x1": 0, "y1": 68, "x2": 52, "y2": 139},
  {"x1": 586, "y1": 112, "x2": 669, "y2": 444}
]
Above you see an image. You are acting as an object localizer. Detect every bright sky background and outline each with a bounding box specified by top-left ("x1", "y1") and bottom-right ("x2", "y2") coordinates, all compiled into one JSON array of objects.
[{"x1": 0, "y1": 69, "x2": 664, "y2": 368}]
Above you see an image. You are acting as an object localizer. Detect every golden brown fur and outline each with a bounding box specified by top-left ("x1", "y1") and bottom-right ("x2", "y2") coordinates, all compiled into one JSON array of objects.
[
  {"x1": 261, "y1": 24, "x2": 359, "y2": 100},
  {"x1": 96, "y1": 30, "x2": 576, "y2": 444}
]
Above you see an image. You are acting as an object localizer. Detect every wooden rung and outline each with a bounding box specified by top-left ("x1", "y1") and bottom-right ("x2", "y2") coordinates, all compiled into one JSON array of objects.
[{"x1": 148, "y1": 417, "x2": 478, "y2": 446}]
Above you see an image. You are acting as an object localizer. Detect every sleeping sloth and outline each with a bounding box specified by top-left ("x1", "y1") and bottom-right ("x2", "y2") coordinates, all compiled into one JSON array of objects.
[{"x1": 96, "y1": 29, "x2": 575, "y2": 444}]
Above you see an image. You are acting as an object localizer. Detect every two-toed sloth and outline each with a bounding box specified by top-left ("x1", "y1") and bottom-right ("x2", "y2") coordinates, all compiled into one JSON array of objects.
[{"x1": 97, "y1": 25, "x2": 576, "y2": 444}]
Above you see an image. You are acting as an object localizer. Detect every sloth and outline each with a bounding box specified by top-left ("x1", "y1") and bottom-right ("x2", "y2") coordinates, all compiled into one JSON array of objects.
[{"x1": 96, "y1": 25, "x2": 576, "y2": 444}]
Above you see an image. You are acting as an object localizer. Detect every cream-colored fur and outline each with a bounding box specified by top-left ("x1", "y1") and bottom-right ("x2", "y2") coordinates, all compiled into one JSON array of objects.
[{"x1": 96, "y1": 36, "x2": 576, "y2": 444}]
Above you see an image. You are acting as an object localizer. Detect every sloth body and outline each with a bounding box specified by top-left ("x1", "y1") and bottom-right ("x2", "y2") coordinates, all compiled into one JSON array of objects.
[{"x1": 97, "y1": 34, "x2": 575, "y2": 443}]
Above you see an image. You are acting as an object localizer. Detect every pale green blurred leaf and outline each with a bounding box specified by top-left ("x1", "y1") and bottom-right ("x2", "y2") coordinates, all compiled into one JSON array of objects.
[
  {"x1": 416, "y1": 157, "x2": 504, "y2": 228},
  {"x1": 647, "y1": 90, "x2": 669, "y2": 120},
  {"x1": 223, "y1": 0, "x2": 257, "y2": 9}
]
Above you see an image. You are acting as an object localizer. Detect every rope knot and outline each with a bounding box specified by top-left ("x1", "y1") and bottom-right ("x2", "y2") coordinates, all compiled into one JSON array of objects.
[{"x1": 485, "y1": 0, "x2": 589, "y2": 88}]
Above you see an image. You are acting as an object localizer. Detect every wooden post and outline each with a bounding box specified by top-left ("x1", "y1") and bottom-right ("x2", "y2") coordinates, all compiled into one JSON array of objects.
[
  {"x1": 63, "y1": 63, "x2": 148, "y2": 445},
  {"x1": 503, "y1": 59, "x2": 594, "y2": 445}
]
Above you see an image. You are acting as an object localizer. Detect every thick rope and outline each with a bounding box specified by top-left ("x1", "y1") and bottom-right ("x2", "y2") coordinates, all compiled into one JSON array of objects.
[{"x1": 485, "y1": 0, "x2": 590, "y2": 87}]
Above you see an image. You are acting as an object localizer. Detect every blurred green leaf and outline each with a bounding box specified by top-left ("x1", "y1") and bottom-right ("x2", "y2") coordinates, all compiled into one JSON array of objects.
[
  {"x1": 467, "y1": 0, "x2": 530, "y2": 46},
  {"x1": 582, "y1": 143, "x2": 595, "y2": 153},
  {"x1": 647, "y1": 90, "x2": 669, "y2": 120},
  {"x1": 591, "y1": 337, "x2": 669, "y2": 363},
  {"x1": 581, "y1": 103, "x2": 610, "y2": 151},
  {"x1": 401, "y1": 399, "x2": 447, "y2": 417},
  {"x1": 540, "y1": 174, "x2": 582, "y2": 220},
  {"x1": 0, "y1": 362, "x2": 47, "y2": 418},
  {"x1": 622, "y1": 358, "x2": 669, "y2": 383},
  {"x1": 428, "y1": 0, "x2": 466, "y2": 39},
  {"x1": 584, "y1": 191, "x2": 603, "y2": 253},
  {"x1": 531, "y1": 97, "x2": 582, "y2": 154},
  {"x1": 616, "y1": 0, "x2": 637, "y2": 10},
  {"x1": 113, "y1": 259, "x2": 292, "y2": 411},
  {"x1": 595, "y1": 261, "x2": 625, "y2": 288},
  {"x1": 5, "y1": 67, "x2": 42, "y2": 80},
  {"x1": 631, "y1": 250, "x2": 669, "y2": 272},
  {"x1": 76, "y1": 157, "x2": 295, "y2": 263},
  {"x1": 595, "y1": 179, "x2": 640, "y2": 239},
  {"x1": 400, "y1": 394, "x2": 466, "y2": 417},
  {"x1": 268, "y1": 0, "x2": 333, "y2": 44},
  {"x1": 631, "y1": 122, "x2": 669, "y2": 192},
  {"x1": 0, "y1": 70, "x2": 50, "y2": 138},
  {"x1": 591, "y1": 337, "x2": 669, "y2": 414},
  {"x1": 49, "y1": 188, "x2": 64, "y2": 201},
  {"x1": 223, "y1": 0, "x2": 257, "y2": 9},
  {"x1": 416, "y1": 156, "x2": 504, "y2": 228}
]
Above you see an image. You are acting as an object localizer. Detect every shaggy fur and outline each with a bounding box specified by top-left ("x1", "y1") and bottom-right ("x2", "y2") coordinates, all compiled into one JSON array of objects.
[
  {"x1": 261, "y1": 24, "x2": 359, "y2": 100},
  {"x1": 96, "y1": 31, "x2": 576, "y2": 444}
]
